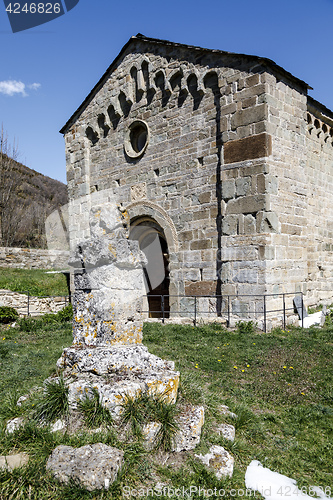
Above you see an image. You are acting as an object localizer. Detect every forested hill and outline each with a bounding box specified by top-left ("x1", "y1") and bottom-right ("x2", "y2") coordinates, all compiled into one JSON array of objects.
[
  {"x1": 0, "y1": 154, "x2": 68, "y2": 249},
  {"x1": 17, "y1": 162, "x2": 67, "y2": 210}
]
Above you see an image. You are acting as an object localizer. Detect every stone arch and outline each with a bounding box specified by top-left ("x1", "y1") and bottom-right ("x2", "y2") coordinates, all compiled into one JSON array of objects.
[
  {"x1": 125, "y1": 200, "x2": 179, "y2": 253},
  {"x1": 130, "y1": 65, "x2": 145, "y2": 102}
]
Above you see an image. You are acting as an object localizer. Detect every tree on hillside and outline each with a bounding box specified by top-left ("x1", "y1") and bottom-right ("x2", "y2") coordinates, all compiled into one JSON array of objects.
[{"x1": 0, "y1": 125, "x2": 25, "y2": 247}]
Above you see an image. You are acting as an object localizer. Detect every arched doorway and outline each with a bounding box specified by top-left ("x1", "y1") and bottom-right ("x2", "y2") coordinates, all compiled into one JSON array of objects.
[{"x1": 129, "y1": 217, "x2": 170, "y2": 318}]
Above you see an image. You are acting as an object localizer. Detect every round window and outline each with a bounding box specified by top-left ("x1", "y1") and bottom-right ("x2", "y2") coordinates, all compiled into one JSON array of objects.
[{"x1": 124, "y1": 120, "x2": 149, "y2": 158}]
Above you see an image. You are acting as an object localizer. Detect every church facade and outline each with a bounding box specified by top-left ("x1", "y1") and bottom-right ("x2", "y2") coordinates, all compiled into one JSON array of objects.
[{"x1": 60, "y1": 34, "x2": 333, "y2": 322}]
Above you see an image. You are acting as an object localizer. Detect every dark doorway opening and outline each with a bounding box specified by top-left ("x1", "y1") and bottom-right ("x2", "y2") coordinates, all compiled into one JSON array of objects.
[{"x1": 129, "y1": 218, "x2": 170, "y2": 318}]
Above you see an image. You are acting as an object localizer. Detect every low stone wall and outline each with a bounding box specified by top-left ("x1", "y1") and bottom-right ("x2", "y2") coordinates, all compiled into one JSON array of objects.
[
  {"x1": 0, "y1": 247, "x2": 70, "y2": 270},
  {"x1": 0, "y1": 290, "x2": 69, "y2": 317}
]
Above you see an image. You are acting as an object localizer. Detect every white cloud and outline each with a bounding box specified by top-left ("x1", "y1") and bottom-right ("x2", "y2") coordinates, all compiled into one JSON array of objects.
[
  {"x1": 28, "y1": 83, "x2": 41, "y2": 91},
  {"x1": 0, "y1": 80, "x2": 41, "y2": 96}
]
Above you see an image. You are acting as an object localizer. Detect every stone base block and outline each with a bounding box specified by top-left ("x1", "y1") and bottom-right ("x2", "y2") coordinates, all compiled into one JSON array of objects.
[
  {"x1": 57, "y1": 344, "x2": 175, "y2": 375},
  {"x1": 67, "y1": 369, "x2": 180, "y2": 417}
]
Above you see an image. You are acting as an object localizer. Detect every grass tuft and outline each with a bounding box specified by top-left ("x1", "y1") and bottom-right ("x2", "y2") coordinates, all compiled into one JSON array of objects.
[
  {"x1": 34, "y1": 375, "x2": 69, "y2": 424},
  {"x1": 78, "y1": 387, "x2": 113, "y2": 429}
]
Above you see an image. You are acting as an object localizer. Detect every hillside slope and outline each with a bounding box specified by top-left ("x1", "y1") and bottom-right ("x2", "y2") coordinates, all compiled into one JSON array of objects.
[{"x1": 0, "y1": 154, "x2": 68, "y2": 248}]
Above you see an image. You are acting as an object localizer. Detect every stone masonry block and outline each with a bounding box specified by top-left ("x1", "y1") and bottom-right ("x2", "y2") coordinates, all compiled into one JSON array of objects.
[
  {"x1": 217, "y1": 262, "x2": 230, "y2": 284},
  {"x1": 232, "y1": 268, "x2": 258, "y2": 284},
  {"x1": 222, "y1": 215, "x2": 238, "y2": 235},
  {"x1": 226, "y1": 195, "x2": 265, "y2": 215},
  {"x1": 236, "y1": 177, "x2": 251, "y2": 197},
  {"x1": 224, "y1": 133, "x2": 272, "y2": 164},
  {"x1": 190, "y1": 240, "x2": 212, "y2": 250},
  {"x1": 244, "y1": 214, "x2": 256, "y2": 234},
  {"x1": 231, "y1": 104, "x2": 268, "y2": 129},
  {"x1": 222, "y1": 180, "x2": 236, "y2": 200},
  {"x1": 256, "y1": 211, "x2": 279, "y2": 233},
  {"x1": 257, "y1": 174, "x2": 278, "y2": 195},
  {"x1": 246, "y1": 74, "x2": 260, "y2": 87}
]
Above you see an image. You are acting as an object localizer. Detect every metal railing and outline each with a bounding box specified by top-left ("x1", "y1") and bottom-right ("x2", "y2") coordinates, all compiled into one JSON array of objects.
[{"x1": 143, "y1": 292, "x2": 305, "y2": 331}]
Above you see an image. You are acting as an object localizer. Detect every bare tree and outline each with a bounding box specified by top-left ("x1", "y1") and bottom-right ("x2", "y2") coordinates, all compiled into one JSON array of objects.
[{"x1": 0, "y1": 125, "x2": 25, "y2": 247}]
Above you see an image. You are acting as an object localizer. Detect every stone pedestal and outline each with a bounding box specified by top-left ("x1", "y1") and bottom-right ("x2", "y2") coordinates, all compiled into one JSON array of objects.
[{"x1": 61, "y1": 202, "x2": 180, "y2": 412}]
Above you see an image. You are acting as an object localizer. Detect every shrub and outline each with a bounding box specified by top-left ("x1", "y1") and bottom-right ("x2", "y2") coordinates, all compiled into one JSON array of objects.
[
  {"x1": 18, "y1": 316, "x2": 39, "y2": 332},
  {"x1": 236, "y1": 320, "x2": 255, "y2": 334},
  {"x1": 0, "y1": 306, "x2": 19, "y2": 324},
  {"x1": 56, "y1": 303, "x2": 73, "y2": 323}
]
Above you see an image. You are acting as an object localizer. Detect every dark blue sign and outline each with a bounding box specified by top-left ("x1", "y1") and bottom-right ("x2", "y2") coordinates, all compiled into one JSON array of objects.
[{"x1": 3, "y1": 0, "x2": 80, "y2": 33}]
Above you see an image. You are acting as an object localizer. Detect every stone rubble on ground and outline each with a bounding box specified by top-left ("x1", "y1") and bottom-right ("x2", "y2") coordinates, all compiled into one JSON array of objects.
[
  {"x1": 220, "y1": 405, "x2": 238, "y2": 419},
  {"x1": 16, "y1": 395, "x2": 28, "y2": 406},
  {"x1": 195, "y1": 445, "x2": 234, "y2": 479},
  {"x1": 0, "y1": 453, "x2": 29, "y2": 471},
  {"x1": 6, "y1": 417, "x2": 25, "y2": 434},
  {"x1": 172, "y1": 405, "x2": 205, "y2": 452},
  {"x1": 46, "y1": 443, "x2": 124, "y2": 491},
  {"x1": 50, "y1": 419, "x2": 67, "y2": 433},
  {"x1": 142, "y1": 422, "x2": 162, "y2": 451},
  {"x1": 216, "y1": 423, "x2": 235, "y2": 442}
]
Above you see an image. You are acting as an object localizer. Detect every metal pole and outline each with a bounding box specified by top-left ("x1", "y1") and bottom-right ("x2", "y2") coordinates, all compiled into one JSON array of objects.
[
  {"x1": 301, "y1": 292, "x2": 304, "y2": 329},
  {"x1": 283, "y1": 294, "x2": 286, "y2": 330},
  {"x1": 228, "y1": 296, "x2": 230, "y2": 327},
  {"x1": 161, "y1": 295, "x2": 165, "y2": 324},
  {"x1": 263, "y1": 295, "x2": 266, "y2": 333},
  {"x1": 194, "y1": 296, "x2": 197, "y2": 327},
  {"x1": 27, "y1": 291, "x2": 30, "y2": 317}
]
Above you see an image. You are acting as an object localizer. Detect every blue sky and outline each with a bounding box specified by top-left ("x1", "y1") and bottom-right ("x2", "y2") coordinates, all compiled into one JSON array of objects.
[{"x1": 1, "y1": 0, "x2": 333, "y2": 184}]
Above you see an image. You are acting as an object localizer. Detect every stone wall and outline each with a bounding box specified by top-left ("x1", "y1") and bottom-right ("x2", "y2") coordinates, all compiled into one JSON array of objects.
[
  {"x1": 0, "y1": 290, "x2": 69, "y2": 316},
  {"x1": 61, "y1": 36, "x2": 333, "y2": 323},
  {"x1": 0, "y1": 247, "x2": 70, "y2": 270}
]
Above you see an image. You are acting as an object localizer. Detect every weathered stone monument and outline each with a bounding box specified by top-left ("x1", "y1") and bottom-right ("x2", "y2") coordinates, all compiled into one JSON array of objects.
[{"x1": 58, "y1": 202, "x2": 180, "y2": 414}]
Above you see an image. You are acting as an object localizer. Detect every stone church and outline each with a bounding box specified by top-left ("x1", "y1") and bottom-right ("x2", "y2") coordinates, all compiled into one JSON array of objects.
[{"x1": 60, "y1": 34, "x2": 333, "y2": 323}]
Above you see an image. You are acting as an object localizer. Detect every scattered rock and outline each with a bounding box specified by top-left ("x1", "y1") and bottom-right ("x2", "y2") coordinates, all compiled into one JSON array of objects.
[
  {"x1": 50, "y1": 419, "x2": 66, "y2": 433},
  {"x1": 172, "y1": 406, "x2": 205, "y2": 452},
  {"x1": 216, "y1": 423, "x2": 235, "y2": 441},
  {"x1": 0, "y1": 453, "x2": 29, "y2": 471},
  {"x1": 6, "y1": 417, "x2": 24, "y2": 434},
  {"x1": 195, "y1": 445, "x2": 234, "y2": 479},
  {"x1": 299, "y1": 311, "x2": 323, "y2": 328},
  {"x1": 220, "y1": 405, "x2": 237, "y2": 419},
  {"x1": 143, "y1": 422, "x2": 162, "y2": 450},
  {"x1": 46, "y1": 443, "x2": 124, "y2": 491},
  {"x1": 16, "y1": 395, "x2": 28, "y2": 406}
]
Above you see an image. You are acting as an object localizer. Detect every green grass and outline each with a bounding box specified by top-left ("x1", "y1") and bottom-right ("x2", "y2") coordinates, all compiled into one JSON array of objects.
[
  {"x1": 0, "y1": 320, "x2": 332, "y2": 499},
  {"x1": 0, "y1": 267, "x2": 69, "y2": 296},
  {"x1": 0, "y1": 321, "x2": 72, "y2": 407}
]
